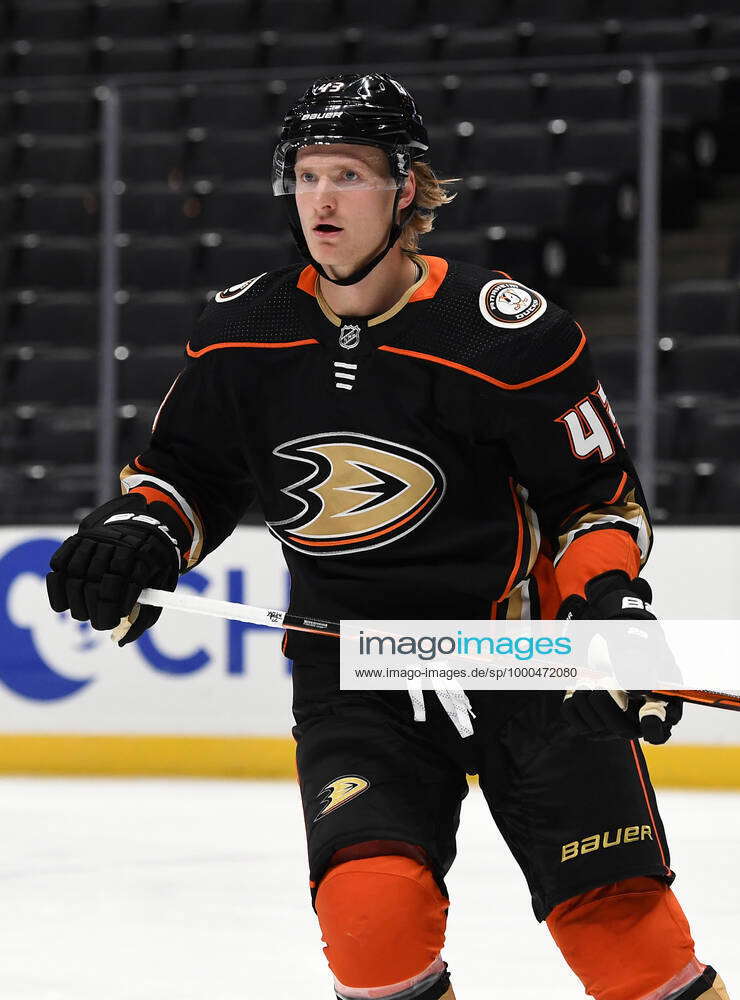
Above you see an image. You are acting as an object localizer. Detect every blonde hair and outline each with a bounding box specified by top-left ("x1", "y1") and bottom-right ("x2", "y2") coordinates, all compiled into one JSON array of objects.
[{"x1": 400, "y1": 162, "x2": 459, "y2": 252}]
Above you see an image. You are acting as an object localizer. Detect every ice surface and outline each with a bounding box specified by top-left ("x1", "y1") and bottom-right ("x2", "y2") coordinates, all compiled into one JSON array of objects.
[{"x1": 0, "y1": 778, "x2": 737, "y2": 999}]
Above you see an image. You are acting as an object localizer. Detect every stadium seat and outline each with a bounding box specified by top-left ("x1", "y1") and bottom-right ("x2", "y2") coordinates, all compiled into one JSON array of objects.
[
  {"x1": 197, "y1": 234, "x2": 294, "y2": 290},
  {"x1": 94, "y1": 37, "x2": 177, "y2": 74},
  {"x1": 121, "y1": 186, "x2": 202, "y2": 236},
  {"x1": 7, "y1": 292, "x2": 98, "y2": 349},
  {"x1": 16, "y1": 186, "x2": 99, "y2": 236},
  {"x1": 179, "y1": 34, "x2": 258, "y2": 72},
  {"x1": 461, "y1": 123, "x2": 553, "y2": 174},
  {"x1": 267, "y1": 30, "x2": 348, "y2": 68},
  {"x1": 118, "y1": 347, "x2": 184, "y2": 403},
  {"x1": 117, "y1": 404, "x2": 158, "y2": 464},
  {"x1": 9, "y1": 0, "x2": 91, "y2": 40},
  {"x1": 660, "y1": 280, "x2": 740, "y2": 337},
  {"x1": 0, "y1": 188, "x2": 14, "y2": 235},
  {"x1": 119, "y1": 292, "x2": 199, "y2": 348},
  {"x1": 714, "y1": 14, "x2": 740, "y2": 46},
  {"x1": 91, "y1": 0, "x2": 171, "y2": 37},
  {"x1": 343, "y1": 0, "x2": 419, "y2": 28},
  {"x1": 660, "y1": 336, "x2": 740, "y2": 396},
  {"x1": 503, "y1": 0, "x2": 593, "y2": 18},
  {"x1": 421, "y1": 230, "x2": 490, "y2": 267},
  {"x1": 260, "y1": 0, "x2": 336, "y2": 31},
  {"x1": 2, "y1": 351, "x2": 98, "y2": 406},
  {"x1": 200, "y1": 181, "x2": 283, "y2": 233},
  {"x1": 10, "y1": 39, "x2": 91, "y2": 76},
  {"x1": 0, "y1": 93, "x2": 12, "y2": 133},
  {"x1": 120, "y1": 237, "x2": 194, "y2": 291},
  {"x1": 121, "y1": 133, "x2": 184, "y2": 184},
  {"x1": 662, "y1": 71, "x2": 721, "y2": 122},
  {"x1": 178, "y1": 0, "x2": 253, "y2": 33},
  {"x1": 444, "y1": 27, "x2": 518, "y2": 60},
  {"x1": 12, "y1": 89, "x2": 96, "y2": 134},
  {"x1": 702, "y1": 408, "x2": 740, "y2": 461},
  {"x1": 187, "y1": 84, "x2": 284, "y2": 130},
  {"x1": 598, "y1": 0, "x2": 690, "y2": 16},
  {"x1": 614, "y1": 18, "x2": 701, "y2": 53},
  {"x1": 552, "y1": 120, "x2": 638, "y2": 174},
  {"x1": 8, "y1": 408, "x2": 98, "y2": 465},
  {"x1": 122, "y1": 88, "x2": 182, "y2": 131},
  {"x1": 587, "y1": 337, "x2": 637, "y2": 400},
  {"x1": 423, "y1": 225, "x2": 566, "y2": 291},
  {"x1": 523, "y1": 22, "x2": 609, "y2": 56},
  {"x1": 8, "y1": 237, "x2": 99, "y2": 291},
  {"x1": 654, "y1": 461, "x2": 693, "y2": 521},
  {"x1": 0, "y1": 140, "x2": 13, "y2": 185},
  {"x1": 185, "y1": 130, "x2": 274, "y2": 182},
  {"x1": 13, "y1": 136, "x2": 98, "y2": 185},
  {"x1": 537, "y1": 73, "x2": 634, "y2": 122},
  {"x1": 451, "y1": 76, "x2": 535, "y2": 123},
  {"x1": 0, "y1": 464, "x2": 97, "y2": 524},
  {"x1": 424, "y1": 0, "x2": 505, "y2": 26}
]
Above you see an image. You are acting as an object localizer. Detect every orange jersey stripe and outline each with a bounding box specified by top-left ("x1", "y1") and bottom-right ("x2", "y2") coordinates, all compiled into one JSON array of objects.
[
  {"x1": 130, "y1": 486, "x2": 193, "y2": 536},
  {"x1": 629, "y1": 741, "x2": 671, "y2": 875},
  {"x1": 133, "y1": 456, "x2": 157, "y2": 475},
  {"x1": 186, "y1": 338, "x2": 319, "y2": 357},
  {"x1": 378, "y1": 327, "x2": 586, "y2": 390},
  {"x1": 605, "y1": 470, "x2": 629, "y2": 506},
  {"x1": 287, "y1": 488, "x2": 438, "y2": 548},
  {"x1": 555, "y1": 528, "x2": 641, "y2": 600}
]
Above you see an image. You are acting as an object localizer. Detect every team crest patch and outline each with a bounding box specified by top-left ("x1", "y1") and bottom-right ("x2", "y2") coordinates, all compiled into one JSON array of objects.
[
  {"x1": 214, "y1": 272, "x2": 266, "y2": 303},
  {"x1": 479, "y1": 279, "x2": 547, "y2": 329},
  {"x1": 267, "y1": 431, "x2": 446, "y2": 556},
  {"x1": 313, "y1": 775, "x2": 369, "y2": 822}
]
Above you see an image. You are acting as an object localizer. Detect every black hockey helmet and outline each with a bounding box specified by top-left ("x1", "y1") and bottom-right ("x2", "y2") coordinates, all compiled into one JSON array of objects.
[{"x1": 272, "y1": 73, "x2": 429, "y2": 286}]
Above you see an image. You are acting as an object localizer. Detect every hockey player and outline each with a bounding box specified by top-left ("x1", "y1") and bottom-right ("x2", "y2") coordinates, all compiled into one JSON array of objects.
[{"x1": 47, "y1": 74, "x2": 730, "y2": 1000}]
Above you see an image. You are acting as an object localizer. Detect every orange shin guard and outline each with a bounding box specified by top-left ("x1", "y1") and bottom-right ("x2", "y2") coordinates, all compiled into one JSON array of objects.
[
  {"x1": 315, "y1": 854, "x2": 449, "y2": 996},
  {"x1": 547, "y1": 876, "x2": 699, "y2": 1000}
]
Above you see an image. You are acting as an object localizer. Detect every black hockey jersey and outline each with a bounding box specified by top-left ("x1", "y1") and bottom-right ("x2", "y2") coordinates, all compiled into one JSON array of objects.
[{"x1": 121, "y1": 255, "x2": 651, "y2": 663}]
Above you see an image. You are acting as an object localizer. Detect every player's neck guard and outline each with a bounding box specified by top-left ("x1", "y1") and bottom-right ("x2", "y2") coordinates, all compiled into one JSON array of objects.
[{"x1": 286, "y1": 188, "x2": 406, "y2": 287}]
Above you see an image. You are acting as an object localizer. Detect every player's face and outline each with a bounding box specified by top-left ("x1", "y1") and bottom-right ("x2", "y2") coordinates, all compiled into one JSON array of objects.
[{"x1": 294, "y1": 144, "x2": 408, "y2": 277}]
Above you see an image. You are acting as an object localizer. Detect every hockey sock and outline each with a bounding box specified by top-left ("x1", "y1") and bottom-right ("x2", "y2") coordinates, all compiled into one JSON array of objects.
[
  {"x1": 316, "y1": 854, "x2": 449, "y2": 999},
  {"x1": 546, "y1": 875, "x2": 701, "y2": 1000}
]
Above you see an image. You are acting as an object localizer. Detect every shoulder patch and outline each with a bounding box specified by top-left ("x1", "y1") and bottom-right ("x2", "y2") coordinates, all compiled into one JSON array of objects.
[
  {"x1": 214, "y1": 273, "x2": 267, "y2": 303},
  {"x1": 479, "y1": 278, "x2": 547, "y2": 329}
]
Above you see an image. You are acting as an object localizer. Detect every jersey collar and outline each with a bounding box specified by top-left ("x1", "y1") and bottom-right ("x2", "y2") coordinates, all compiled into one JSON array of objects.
[{"x1": 296, "y1": 253, "x2": 448, "y2": 330}]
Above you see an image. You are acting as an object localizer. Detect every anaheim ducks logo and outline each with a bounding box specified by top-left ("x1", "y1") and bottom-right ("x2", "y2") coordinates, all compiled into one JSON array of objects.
[
  {"x1": 267, "y1": 432, "x2": 446, "y2": 556},
  {"x1": 313, "y1": 775, "x2": 369, "y2": 823}
]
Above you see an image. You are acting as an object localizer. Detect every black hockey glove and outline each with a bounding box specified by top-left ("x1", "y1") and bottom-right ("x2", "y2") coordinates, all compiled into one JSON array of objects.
[
  {"x1": 47, "y1": 494, "x2": 181, "y2": 646},
  {"x1": 557, "y1": 571, "x2": 683, "y2": 745}
]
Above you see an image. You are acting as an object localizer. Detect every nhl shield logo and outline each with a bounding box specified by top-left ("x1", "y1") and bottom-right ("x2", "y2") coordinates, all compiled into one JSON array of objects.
[
  {"x1": 339, "y1": 323, "x2": 361, "y2": 349},
  {"x1": 479, "y1": 279, "x2": 547, "y2": 329},
  {"x1": 267, "y1": 432, "x2": 446, "y2": 556}
]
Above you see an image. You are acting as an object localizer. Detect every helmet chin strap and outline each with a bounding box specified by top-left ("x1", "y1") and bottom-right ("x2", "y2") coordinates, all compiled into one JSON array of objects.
[{"x1": 287, "y1": 187, "x2": 407, "y2": 287}]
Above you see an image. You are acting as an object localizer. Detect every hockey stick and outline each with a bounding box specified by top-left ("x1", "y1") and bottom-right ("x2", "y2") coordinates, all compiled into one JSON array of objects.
[
  {"x1": 137, "y1": 589, "x2": 740, "y2": 713},
  {"x1": 139, "y1": 587, "x2": 340, "y2": 637}
]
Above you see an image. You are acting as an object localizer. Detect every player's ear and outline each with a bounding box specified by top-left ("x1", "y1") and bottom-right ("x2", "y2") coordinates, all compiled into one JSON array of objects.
[{"x1": 397, "y1": 170, "x2": 416, "y2": 213}]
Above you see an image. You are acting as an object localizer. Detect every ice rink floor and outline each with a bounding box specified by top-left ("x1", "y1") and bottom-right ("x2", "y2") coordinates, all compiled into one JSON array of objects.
[{"x1": 1, "y1": 778, "x2": 738, "y2": 1000}]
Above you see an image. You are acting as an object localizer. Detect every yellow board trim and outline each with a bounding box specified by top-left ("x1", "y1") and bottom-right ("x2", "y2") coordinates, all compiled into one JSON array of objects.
[
  {"x1": 0, "y1": 735, "x2": 296, "y2": 779},
  {"x1": 0, "y1": 737, "x2": 738, "y2": 787},
  {"x1": 641, "y1": 744, "x2": 740, "y2": 790}
]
